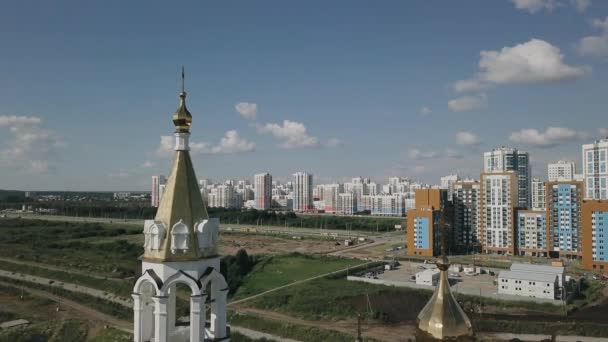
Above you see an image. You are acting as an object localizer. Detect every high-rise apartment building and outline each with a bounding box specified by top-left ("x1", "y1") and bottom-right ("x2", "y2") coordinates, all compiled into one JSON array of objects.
[
  {"x1": 151, "y1": 175, "x2": 166, "y2": 207},
  {"x1": 337, "y1": 193, "x2": 357, "y2": 215},
  {"x1": 452, "y1": 181, "x2": 480, "y2": 249},
  {"x1": 208, "y1": 184, "x2": 239, "y2": 208},
  {"x1": 546, "y1": 181, "x2": 583, "y2": 257},
  {"x1": 406, "y1": 189, "x2": 447, "y2": 257},
  {"x1": 293, "y1": 172, "x2": 313, "y2": 212},
  {"x1": 484, "y1": 147, "x2": 531, "y2": 208},
  {"x1": 548, "y1": 160, "x2": 576, "y2": 181},
  {"x1": 479, "y1": 172, "x2": 518, "y2": 254},
  {"x1": 583, "y1": 139, "x2": 608, "y2": 200},
  {"x1": 321, "y1": 184, "x2": 343, "y2": 213},
  {"x1": 516, "y1": 210, "x2": 547, "y2": 257},
  {"x1": 582, "y1": 200, "x2": 608, "y2": 272},
  {"x1": 254, "y1": 173, "x2": 272, "y2": 210},
  {"x1": 531, "y1": 178, "x2": 546, "y2": 211},
  {"x1": 441, "y1": 174, "x2": 460, "y2": 201}
]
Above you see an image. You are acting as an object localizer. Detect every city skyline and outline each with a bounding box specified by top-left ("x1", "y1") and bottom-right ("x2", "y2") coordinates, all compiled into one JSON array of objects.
[{"x1": 2, "y1": 1, "x2": 608, "y2": 191}]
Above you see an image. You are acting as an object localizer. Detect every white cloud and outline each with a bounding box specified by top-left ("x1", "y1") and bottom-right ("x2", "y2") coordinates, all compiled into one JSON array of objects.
[
  {"x1": 572, "y1": 0, "x2": 591, "y2": 11},
  {"x1": 29, "y1": 160, "x2": 49, "y2": 173},
  {"x1": 456, "y1": 131, "x2": 481, "y2": 146},
  {"x1": 509, "y1": 126, "x2": 590, "y2": 147},
  {"x1": 453, "y1": 79, "x2": 492, "y2": 93},
  {"x1": 511, "y1": 0, "x2": 590, "y2": 13},
  {"x1": 235, "y1": 102, "x2": 258, "y2": 120},
  {"x1": 511, "y1": 0, "x2": 557, "y2": 13},
  {"x1": 408, "y1": 148, "x2": 439, "y2": 160},
  {"x1": 578, "y1": 17, "x2": 608, "y2": 57},
  {"x1": 408, "y1": 148, "x2": 464, "y2": 160},
  {"x1": 445, "y1": 149, "x2": 465, "y2": 159},
  {"x1": 256, "y1": 120, "x2": 319, "y2": 149},
  {"x1": 156, "y1": 130, "x2": 255, "y2": 156},
  {"x1": 0, "y1": 115, "x2": 64, "y2": 173},
  {"x1": 141, "y1": 160, "x2": 156, "y2": 168},
  {"x1": 325, "y1": 138, "x2": 344, "y2": 147},
  {"x1": 599, "y1": 128, "x2": 608, "y2": 137},
  {"x1": 419, "y1": 106, "x2": 432, "y2": 115},
  {"x1": 455, "y1": 39, "x2": 588, "y2": 93},
  {"x1": 448, "y1": 94, "x2": 487, "y2": 112},
  {"x1": 0, "y1": 115, "x2": 42, "y2": 126},
  {"x1": 206, "y1": 130, "x2": 256, "y2": 154}
]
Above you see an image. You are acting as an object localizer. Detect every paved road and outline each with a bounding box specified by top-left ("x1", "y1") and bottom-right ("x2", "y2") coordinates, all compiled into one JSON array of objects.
[{"x1": 0, "y1": 269, "x2": 131, "y2": 306}]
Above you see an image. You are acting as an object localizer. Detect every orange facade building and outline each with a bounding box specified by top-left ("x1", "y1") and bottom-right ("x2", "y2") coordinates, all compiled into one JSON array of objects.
[
  {"x1": 406, "y1": 189, "x2": 447, "y2": 257},
  {"x1": 581, "y1": 200, "x2": 608, "y2": 272}
]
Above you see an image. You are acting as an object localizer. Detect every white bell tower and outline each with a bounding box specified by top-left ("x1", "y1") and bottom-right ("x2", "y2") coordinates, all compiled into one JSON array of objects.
[{"x1": 132, "y1": 69, "x2": 230, "y2": 342}]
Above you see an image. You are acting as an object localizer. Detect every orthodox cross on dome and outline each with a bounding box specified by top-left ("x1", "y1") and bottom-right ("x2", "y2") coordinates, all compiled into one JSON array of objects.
[
  {"x1": 173, "y1": 66, "x2": 192, "y2": 133},
  {"x1": 181, "y1": 66, "x2": 185, "y2": 94}
]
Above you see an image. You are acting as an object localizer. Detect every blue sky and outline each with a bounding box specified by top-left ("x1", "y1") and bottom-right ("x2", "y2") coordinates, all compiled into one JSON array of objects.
[{"x1": 1, "y1": 0, "x2": 608, "y2": 191}]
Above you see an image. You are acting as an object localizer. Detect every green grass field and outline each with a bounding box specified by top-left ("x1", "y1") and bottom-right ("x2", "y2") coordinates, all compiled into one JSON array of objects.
[
  {"x1": 232, "y1": 253, "x2": 365, "y2": 300},
  {"x1": 0, "y1": 217, "x2": 141, "y2": 277}
]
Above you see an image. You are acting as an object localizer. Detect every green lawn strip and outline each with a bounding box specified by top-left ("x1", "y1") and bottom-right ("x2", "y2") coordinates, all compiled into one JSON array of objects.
[
  {"x1": 0, "y1": 275, "x2": 131, "y2": 320},
  {"x1": 0, "y1": 259, "x2": 132, "y2": 298},
  {"x1": 475, "y1": 319, "x2": 608, "y2": 337},
  {"x1": 229, "y1": 312, "x2": 378, "y2": 342},
  {"x1": 232, "y1": 253, "x2": 368, "y2": 300}
]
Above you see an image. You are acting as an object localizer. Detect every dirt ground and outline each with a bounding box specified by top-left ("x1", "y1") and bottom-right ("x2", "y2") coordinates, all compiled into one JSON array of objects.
[
  {"x1": 337, "y1": 242, "x2": 405, "y2": 260},
  {"x1": 0, "y1": 281, "x2": 131, "y2": 339},
  {"x1": 235, "y1": 306, "x2": 417, "y2": 342},
  {"x1": 219, "y1": 232, "x2": 351, "y2": 255}
]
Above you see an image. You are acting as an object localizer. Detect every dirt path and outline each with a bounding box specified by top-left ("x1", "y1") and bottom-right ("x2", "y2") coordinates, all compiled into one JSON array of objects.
[
  {"x1": 0, "y1": 280, "x2": 132, "y2": 332},
  {"x1": 228, "y1": 261, "x2": 377, "y2": 306},
  {"x1": 0, "y1": 269, "x2": 131, "y2": 306}
]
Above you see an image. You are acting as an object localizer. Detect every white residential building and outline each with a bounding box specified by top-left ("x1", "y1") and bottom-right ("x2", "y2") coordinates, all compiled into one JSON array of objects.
[
  {"x1": 320, "y1": 183, "x2": 343, "y2": 213},
  {"x1": 337, "y1": 193, "x2": 357, "y2": 215},
  {"x1": 480, "y1": 171, "x2": 517, "y2": 254},
  {"x1": 517, "y1": 210, "x2": 547, "y2": 257},
  {"x1": 484, "y1": 147, "x2": 531, "y2": 208},
  {"x1": 207, "y1": 184, "x2": 239, "y2": 209},
  {"x1": 254, "y1": 173, "x2": 272, "y2": 210},
  {"x1": 441, "y1": 174, "x2": 460, "y2": 201},
  {"x1": 531, "y1": 178, "x2": 546, "y2": 211},
  {"x1": 151, "y1": 175, "x2": 166, "y2": 207},
  {"x1": 293, "y1": 172, "x2": 313, "y2": 212},
  {"x1": 583, "y1": 139, "x2": 608, "y2": 200},
  {"x1": 548, "y1": 160, "x2": 576, "y2": 181}
]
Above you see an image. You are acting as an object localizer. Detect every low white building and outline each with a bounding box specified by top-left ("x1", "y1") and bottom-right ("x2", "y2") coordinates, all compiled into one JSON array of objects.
[
  {"x1": 497, "y1": 271, "x2": 557, "y2": 300},
  {"x1": 497, "y1": 263, "x2": 565, "y2": 300},
  {"x1": 510, "y1": 263, "x2": 564, "y2": 287},
  {"x1": 416, "y1": 269, "x2": 440, "y2": 286}
]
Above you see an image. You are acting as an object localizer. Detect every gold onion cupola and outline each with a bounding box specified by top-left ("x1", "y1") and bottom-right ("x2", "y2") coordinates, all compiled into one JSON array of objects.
[
  {"x1": 416, "y1": 215, "x2": 473, "y2": 341},
  {"x1": 143, "y1": 68, "x2": 218, "y2": 262}
]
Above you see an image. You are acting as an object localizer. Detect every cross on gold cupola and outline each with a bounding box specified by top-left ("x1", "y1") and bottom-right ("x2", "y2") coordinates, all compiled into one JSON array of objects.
[
  {"x1": 172, "y1": 67, "x2": 193, "y2": 133},
  {"x1": 142, "y1": 69, "x2": 219, "y2": 262}
]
